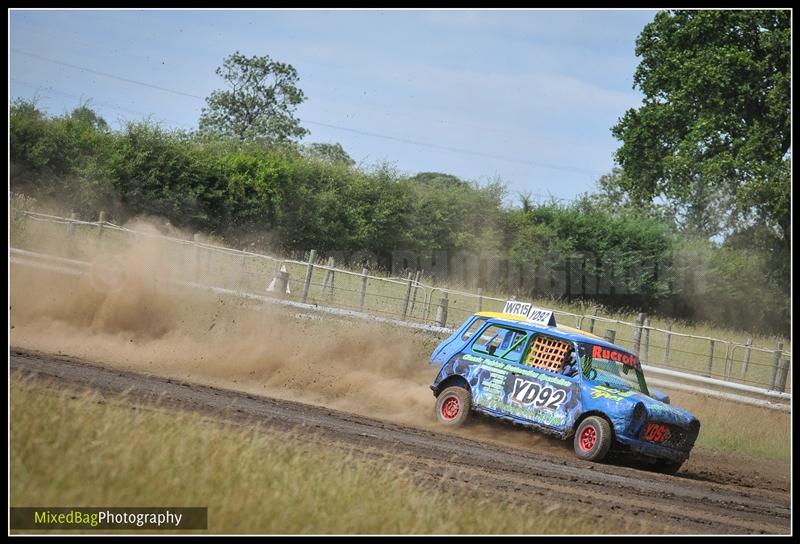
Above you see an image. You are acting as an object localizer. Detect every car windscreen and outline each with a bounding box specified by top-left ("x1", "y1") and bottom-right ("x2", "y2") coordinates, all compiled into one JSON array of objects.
[{"x1": 577, "y1": 342, "x2": 649, "y2": 395}]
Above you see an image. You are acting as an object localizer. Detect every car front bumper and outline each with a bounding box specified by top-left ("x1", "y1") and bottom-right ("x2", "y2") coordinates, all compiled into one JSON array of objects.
[{"x1": 616, "y1": 435, "x2": 692, "y2": 463}]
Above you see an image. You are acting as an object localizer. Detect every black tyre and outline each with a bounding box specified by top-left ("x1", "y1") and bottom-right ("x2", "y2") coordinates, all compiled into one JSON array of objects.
[
  {"x1": 435, "y1": 386, "x2": 472, "y2": 427},
  {"x1": 651, "y1": 460, "x2": 683, "y2": 475},
  {"x1": 574, "y1": 416, "x2": 613, "y2": 461}
]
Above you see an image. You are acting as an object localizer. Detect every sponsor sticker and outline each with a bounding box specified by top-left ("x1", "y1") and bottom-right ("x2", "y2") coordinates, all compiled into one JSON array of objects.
[
  {"x1": 590, "y1": 384, "x2": 636, "y2": 402},
  {"x1": 643, "y1": 422, "x2": 670, "y2": 443},
  {"x1": 591, "y1": 345, "x2": 638, "y2": 368},
  {"x1": 509, "y1": 378, "x2": 568, "y2": 410}
]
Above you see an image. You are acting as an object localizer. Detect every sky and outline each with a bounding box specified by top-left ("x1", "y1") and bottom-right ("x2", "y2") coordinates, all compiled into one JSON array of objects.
[{"x1": 9, "y1": 8, "x2": 659, "y2": 204}]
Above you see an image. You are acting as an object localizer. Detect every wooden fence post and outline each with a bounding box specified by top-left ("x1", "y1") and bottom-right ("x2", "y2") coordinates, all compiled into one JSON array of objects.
[
  {"x1": 320, "y1": 256, "x2": 335, "y2": 300},
  {"x1": 192, "y1": 233, "x2": 200, "y2": 282},
  {"x1": 402, "y1": 272, "x2": 413, "y2": 319},
  {"x1": 435, "y1": 291, "x2": 449, "y2": 327},
  {"x1": 302, "y1": 250, "x2": 316, "y2": 304},
  {"x1": 238, "y1": 253, "x2": 247, "y2": 292},
  {"x1": 330, "y1": 257, "x2": 336, "y2": 300},
  {"x1": 723, "y1": 344, "x2": 733, "y2": 378},
  {"x1": 68, "y1": 212, "x2": 77, "y2": 235},
  {"x1": 642, "y1": 318, "x2": 651, "y2": 363},
  {"x1": 707, "y1": 339, "x2": 715, "y2": 377},
  {"x1": 359, "y1": 268, "x2": 368, "y2": 309},
  {"x1": 409, "y1": 269, "x2": 422, "y2": 317},
  {"x1": 663, "y1": 325, "x2": 672, "y2": 367},
  {"x1": 633, "y1": 312, "x2": 645, "y2": 354},
  {"x1": 740, "y1": 338, "x2": 753, "y2": 378},
  {"x1": 95, "y1": 211, "x2": 106, "y2": 251},
  {"x1": 769, "y1": 342, "x2": 784, "y2": 390},
  {"x1": 776, "y1": 358, "x2": 790, "y2": 393}
]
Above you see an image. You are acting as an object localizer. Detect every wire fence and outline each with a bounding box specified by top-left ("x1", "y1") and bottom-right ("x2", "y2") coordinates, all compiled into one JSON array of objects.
[{"x1": 11, "y1": 210, "x2": 792, "y2": 393}]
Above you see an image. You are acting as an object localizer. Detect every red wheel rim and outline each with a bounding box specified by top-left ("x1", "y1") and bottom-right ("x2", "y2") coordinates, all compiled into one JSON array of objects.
[
  {"x1": 579, "y1": 425, "x2": 597, "y2": 452},
  {"x1": 440, "y1": 395, "x2": 461, "y2": 420}
]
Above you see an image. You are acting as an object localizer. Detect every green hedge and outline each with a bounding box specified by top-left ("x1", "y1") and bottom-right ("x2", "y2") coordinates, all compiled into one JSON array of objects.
[{"x1": 9, "y1": 101, "x2": 788, "y2": 335}]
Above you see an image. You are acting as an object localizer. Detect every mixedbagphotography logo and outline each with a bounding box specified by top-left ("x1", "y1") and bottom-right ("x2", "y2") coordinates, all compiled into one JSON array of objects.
[{"x1": 10, "y1": 507, "x2": 208, "y2": 531}]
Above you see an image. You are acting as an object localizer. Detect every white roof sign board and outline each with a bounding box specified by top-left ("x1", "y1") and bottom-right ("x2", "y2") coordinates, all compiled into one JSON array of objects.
[{"x1": 502, "y1": 300, "x2": 556, "y2": 327}]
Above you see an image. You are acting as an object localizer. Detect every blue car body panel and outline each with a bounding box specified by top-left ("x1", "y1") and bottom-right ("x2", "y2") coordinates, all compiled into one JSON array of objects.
[
  {"x1": 430, "y1": 316, "x2": 483, "y2": 367},
  {"x1": 430, "y1": 313, "x2": 700, "y2": 463}
]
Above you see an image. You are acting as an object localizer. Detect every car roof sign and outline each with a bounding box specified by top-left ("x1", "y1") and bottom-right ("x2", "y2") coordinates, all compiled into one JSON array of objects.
[{"x1": 502, "y1": 300, "x2": 557, "y2": 327}]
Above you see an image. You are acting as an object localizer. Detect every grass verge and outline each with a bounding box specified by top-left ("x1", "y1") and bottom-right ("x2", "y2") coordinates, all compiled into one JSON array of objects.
[
  {"x1": 10, "y1": 377, "x2": 656, "y2": 534},
  {"x1": 669, "y1": 391, "x2": 790, "y2": 462}
]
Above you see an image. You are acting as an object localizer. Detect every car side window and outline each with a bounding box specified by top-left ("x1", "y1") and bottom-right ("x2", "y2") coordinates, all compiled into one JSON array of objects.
[
  {"x1": 472, "y1": 325, "x2": 530, "y2": 362},
  {"x1": 525, "y1": 334, "x2": 573, "y2": 374},
  {"x1": 500, "y1": 330, "x2": 529, "y2": 363},
  {"x1": 461, "y1": 317, "x2": 487, "y2": 341}
]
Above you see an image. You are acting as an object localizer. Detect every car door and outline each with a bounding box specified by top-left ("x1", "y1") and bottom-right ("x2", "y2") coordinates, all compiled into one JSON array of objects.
[
  {"x1": 497, "y1": 333, "x2": 582, "y2": 433},
  {"x1": 467, "y1": 323, "x2": 533, "y2": 410}
]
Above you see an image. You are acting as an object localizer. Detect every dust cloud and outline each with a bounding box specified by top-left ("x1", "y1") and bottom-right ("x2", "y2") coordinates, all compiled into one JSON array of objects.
[{"x1": 11, "y1": 218, "x2": 564, "y2": 455}]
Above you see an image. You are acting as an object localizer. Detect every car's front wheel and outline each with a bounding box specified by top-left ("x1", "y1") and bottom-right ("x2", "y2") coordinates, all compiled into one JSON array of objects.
[
  {"x1": 435, "y1": 386, "x2": 471, "y2": 427},
  {"x1": 574, "y1": 416, "x2": 612, "y2": 461}
]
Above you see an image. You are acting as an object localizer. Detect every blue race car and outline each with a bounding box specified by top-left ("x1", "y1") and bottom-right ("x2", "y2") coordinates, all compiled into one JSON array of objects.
[{"x1": 429, "y1": 302, "x2": 700, "y2": 474}]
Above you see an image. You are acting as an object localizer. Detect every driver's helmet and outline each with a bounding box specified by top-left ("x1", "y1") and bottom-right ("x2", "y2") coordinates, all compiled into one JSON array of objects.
[{"x1": 562, "y1": 349, "x2": 579, "y2": 376}]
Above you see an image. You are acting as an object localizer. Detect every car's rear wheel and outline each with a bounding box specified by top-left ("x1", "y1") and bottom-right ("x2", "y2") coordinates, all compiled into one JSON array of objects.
[
  {"x1": 435, "y1": 386, "x2": 471, "y2": 427},
  {"x1": 574, "y1": 416, "x2": 612, "y2": 461}
]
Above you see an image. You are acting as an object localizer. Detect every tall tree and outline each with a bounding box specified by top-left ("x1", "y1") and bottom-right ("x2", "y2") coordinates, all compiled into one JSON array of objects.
[
  {"x1": 303, "y1": 142, "x2": 355, "y2": 166},
  {"x1": 611, "y1": 10, "x2": 790, "y2": 243},
  {"x1": 199, "y1": 51, "x2": 309, "y2": 143}
]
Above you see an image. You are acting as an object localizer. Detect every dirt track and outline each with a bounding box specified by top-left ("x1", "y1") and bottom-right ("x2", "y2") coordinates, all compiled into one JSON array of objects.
[{"x1": 11, "y1": 348, "x2": 790, "y2": 535}]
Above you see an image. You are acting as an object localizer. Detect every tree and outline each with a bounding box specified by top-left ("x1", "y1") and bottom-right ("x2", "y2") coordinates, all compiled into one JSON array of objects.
[
  {"x1": 409, "y1": 171, "x2": 466, "y2": 188},
  {"x1": 107, "y1": 122, "x2": 227, "y2": 230},
  {"x1": 303, "y1": 142, "x2": 355, "y2": 166},
  {"x1": 611, "y1": 10, "x2": 790, "y2": 242},
  {"x1": 575, "y1": 168, "x2": 679, "y2": 229},
  {"x1": 589, "y1": 168, "x2": 631, "y2": 209},
  {"x1": 518, "y1": 192, "x2": 534, "y2": 215},
  {"x1": 10, "y1": 100, "x2": 114, "y2": 210},
  {"x1": 70, "y1": 103, "x2": 109, "y2": 131},
  {"x1": 406, "y1": 173, "x2": 505, "y2": 253},
  {"x1": 199, "y1": 51, "x2": 309, "y2": 143}
]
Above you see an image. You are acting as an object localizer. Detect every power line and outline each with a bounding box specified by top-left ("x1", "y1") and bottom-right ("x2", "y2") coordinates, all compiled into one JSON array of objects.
[
  {"x1": 301, "y1": 120, "x2": 603, "y2": 176},
  {"x1": 12, "y1": 48, "x2": 205, "y2": 100},
  {"x1": 10, "y1": 77, "x2": 195, "y2": 129},
  {"x1": 11, "y1": 48, "x2": 606, "y2": 177}
]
